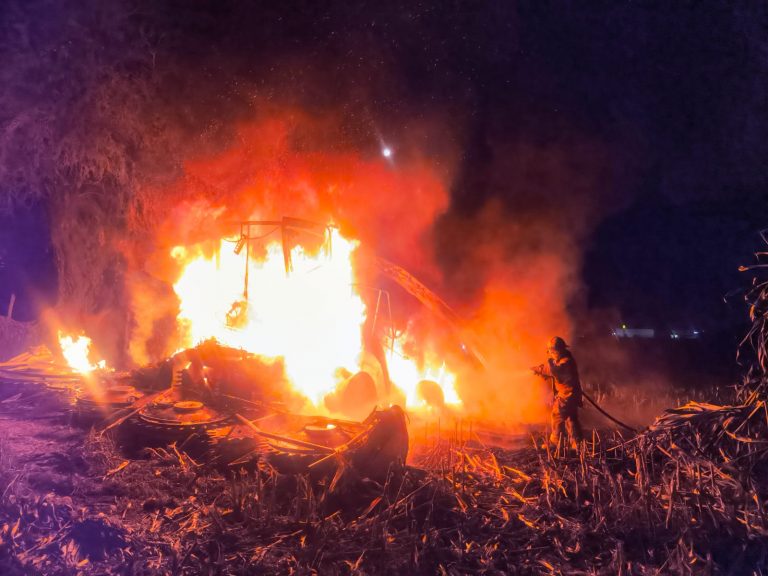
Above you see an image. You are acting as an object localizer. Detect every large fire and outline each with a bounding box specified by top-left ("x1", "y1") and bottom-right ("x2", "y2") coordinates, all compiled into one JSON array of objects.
[{"x1": 170, "y1": 226, "x2": 461, "y2": 412}]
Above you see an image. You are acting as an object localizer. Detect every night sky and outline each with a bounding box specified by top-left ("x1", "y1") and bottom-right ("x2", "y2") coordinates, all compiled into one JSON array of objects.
[{"x1": 1, "y1": 1, "x2": 766, "y2": 333}]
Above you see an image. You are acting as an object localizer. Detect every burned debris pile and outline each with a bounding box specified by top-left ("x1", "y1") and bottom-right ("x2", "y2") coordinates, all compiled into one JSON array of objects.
[{"x1": 1, "y1": 338, "x2": 411, "y2": 481}]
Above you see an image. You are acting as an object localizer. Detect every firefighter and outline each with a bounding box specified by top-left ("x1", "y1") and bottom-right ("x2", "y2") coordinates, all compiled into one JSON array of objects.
[{"x1": 533, "y1": 336, "x2": 584, "y2": 449}]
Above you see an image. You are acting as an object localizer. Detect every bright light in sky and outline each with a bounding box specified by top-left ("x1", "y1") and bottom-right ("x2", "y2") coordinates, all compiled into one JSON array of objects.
[{"x1": 381, "y1": 146, "x2": 392, "y2": 158}]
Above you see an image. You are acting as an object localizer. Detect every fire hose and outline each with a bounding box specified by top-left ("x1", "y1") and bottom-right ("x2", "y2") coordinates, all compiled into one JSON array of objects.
[
  {"x1": 580, "y1": 390, "x2": 637, "y2": 433},
  {"x1": 534, "y1": 370, "x2": 638, "y2": 433}
]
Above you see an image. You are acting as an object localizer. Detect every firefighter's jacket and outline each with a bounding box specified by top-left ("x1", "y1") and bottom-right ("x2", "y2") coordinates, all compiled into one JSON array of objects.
[{"x1": 545, "y1": 352, "x2": 583, "y2": 405}]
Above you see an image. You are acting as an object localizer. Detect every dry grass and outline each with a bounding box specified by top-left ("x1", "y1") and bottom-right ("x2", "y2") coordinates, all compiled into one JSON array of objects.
[{"x1": 1, "y1": 397, "x2": 767, "y2": 575}]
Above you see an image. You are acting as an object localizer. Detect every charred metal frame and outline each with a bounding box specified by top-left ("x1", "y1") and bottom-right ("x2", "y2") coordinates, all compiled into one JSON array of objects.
[
  {"x1": 234, "y1": 217, "x2": 335, "y2": 301},
  {"x1": 232, "y1": 216, "x2": 486, "y2": 369}
]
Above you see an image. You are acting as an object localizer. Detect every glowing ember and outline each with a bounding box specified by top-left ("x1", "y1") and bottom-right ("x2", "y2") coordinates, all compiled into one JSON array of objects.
[
  {"x1": 171, "y1": 226, "x2": 463, "y2": 412},
  {"x1": 58, "y1": 331, "x2": 106, "y2": 374}
]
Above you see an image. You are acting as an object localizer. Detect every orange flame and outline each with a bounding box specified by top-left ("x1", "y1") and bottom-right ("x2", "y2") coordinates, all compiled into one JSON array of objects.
[
  {"x1": 58, "y1": 331, "x2": 106, "y2": 374},
  {"x1": 387, "y1": 336, "x2": 462, "y2": 409}
]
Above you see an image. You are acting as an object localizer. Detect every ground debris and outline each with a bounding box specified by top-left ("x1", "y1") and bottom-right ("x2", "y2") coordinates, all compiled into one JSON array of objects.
[{"x1": 2, "y1": 357, "x2": 768, "y2": 573}]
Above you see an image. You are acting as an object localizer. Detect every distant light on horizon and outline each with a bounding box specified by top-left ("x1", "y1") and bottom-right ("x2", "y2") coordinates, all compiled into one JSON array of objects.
[{"x1": 381, "y1": 146, "x2": 392, "y2": 158}]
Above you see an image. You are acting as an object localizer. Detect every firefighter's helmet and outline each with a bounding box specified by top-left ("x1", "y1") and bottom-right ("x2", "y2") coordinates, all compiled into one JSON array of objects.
[{"x1": 547, "y1": 336, "x2": 568, "y2": 352}]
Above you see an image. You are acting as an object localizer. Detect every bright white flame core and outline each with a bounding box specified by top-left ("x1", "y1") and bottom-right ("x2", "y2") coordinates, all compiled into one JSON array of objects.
[
  {"x1": 173, "y1": 230, "x2": 366, "y2": 404},
  {"x1": 58, "y1": 331, "x2": 105, "y2": 374}
]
